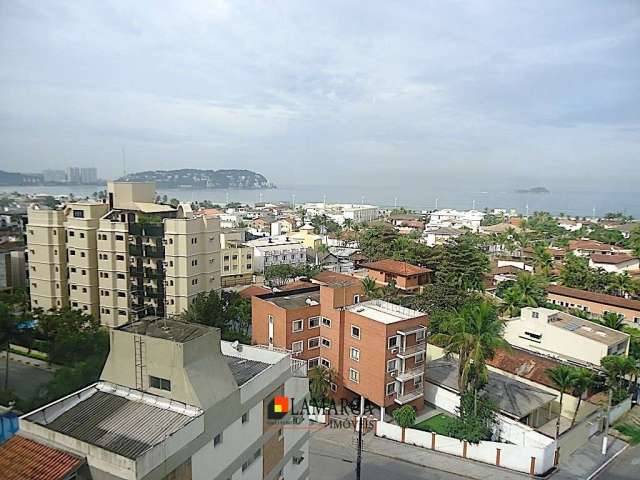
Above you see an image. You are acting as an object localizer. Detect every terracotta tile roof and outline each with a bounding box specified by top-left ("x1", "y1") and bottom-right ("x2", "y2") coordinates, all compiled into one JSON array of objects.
[
  {"x1": 0, "y1": 436, "x2": 84, "y2": 480},
  {"x1": 547, "y1": 285, "x2": 640, "y2": 312},
  {"x1": 568, "y1": 240, "x2": 617, "y2": 252},
  {"x1": 312, "y1": 270, "x2": 358, "y2": 286},
  {"x1": 277, "y1": 280, "x2": 315, "y2": 291},
  {"x1": 362, "y1": 259, "x2": 432, "y2": 276},
  {"x1": 590, "y1": 254, "x2": 638, "y2": 265},
  {"x1": 239, "y1": 285, "x2": 271, "y2": 299},
  {"x1": 493, "y1": 265, "x2": 524, "y2": 275},
  {"x1": 487, "y1": 348, "x2": 562, "y2": 389}
]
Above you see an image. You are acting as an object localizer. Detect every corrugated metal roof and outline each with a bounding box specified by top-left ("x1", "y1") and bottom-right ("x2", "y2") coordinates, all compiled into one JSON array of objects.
[
  {"x1": 0, "y1": 435, "x2": 84, "y2": 480},
  {"x1": 225, "y1": 355, "x2": 270, "y2": 386},
  {"x1": 30, "y1": 390, "x2": 196, "y2": 459}
]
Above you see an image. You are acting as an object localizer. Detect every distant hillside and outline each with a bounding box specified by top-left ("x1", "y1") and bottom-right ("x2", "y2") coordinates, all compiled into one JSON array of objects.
[
  {"x1": 0, "y1": 170, "x2": 44, "y2": 186},
  {"x1": 119, "y1": 169, "x2": 275, "y2": 189}
]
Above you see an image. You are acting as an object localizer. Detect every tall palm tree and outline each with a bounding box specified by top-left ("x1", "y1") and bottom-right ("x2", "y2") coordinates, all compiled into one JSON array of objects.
[
  {"x1": 361, "y1": 277, "x2": 380, "y2": 299},
  {"x1": 513, "y1": 272, "x2": 544, "y2": 307},
  {"x1": 499, "y1": 287, "x2": 523, "y2": 317},
  {"x1": 532, "y1": 244, "x2": 553, "y2": 276},
  {"x1": 600, "y1": 312, "x2": 625, "y2": 331},
  {"x1": 547, "y1": 365, "x2": 575, "y2": 457},
  {"x1": 569, "y1": 368, "x2": 596, "y2": 426},
  {"x1": 608, "y1": 272, "x2": 634, "y2": 297}
]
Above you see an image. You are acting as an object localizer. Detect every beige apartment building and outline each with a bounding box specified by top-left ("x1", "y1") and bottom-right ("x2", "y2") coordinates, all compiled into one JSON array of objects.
[
  {"x1": 218, "y1": 227, "x2": 255, "y2": 287},
  {"x1": 27, "y1": 181, "x2": 222, "y2": 327}
]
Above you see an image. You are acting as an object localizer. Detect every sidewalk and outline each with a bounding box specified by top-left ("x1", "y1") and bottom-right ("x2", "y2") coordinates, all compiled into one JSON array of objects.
[
  {"x1": 551, "y1": 434, "x2": 627, "y2": 480},
  {"x1": 363, "y1": 433, "x2": 530, "y2": 480},
  {"x1": 0, "y1": 351, "x2": 58, "y2": 372}
]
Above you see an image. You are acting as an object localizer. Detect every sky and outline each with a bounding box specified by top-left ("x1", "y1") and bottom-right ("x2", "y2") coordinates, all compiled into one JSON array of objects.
[{"x1": 0, "y1": 0, "x2": 639, "y2": 187}]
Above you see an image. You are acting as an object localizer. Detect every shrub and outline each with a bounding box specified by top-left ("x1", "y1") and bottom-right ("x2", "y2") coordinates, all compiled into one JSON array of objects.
[{"x1": 393, "y1": 405, "x2": 416, "y2": 428}]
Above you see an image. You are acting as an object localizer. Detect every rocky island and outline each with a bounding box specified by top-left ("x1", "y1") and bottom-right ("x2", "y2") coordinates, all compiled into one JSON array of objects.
[
  {"x1": 515, "y1": 186, "x2": 550, "y2": 194},
  {"x1": 119, "y1": 168, "x2": 275, "y2": 189}
]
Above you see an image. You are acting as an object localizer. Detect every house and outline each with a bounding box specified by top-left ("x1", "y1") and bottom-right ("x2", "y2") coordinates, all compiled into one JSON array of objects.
[
  {"x1": 567, "y1": 240, "x2": 630, "y2": 257},
  {"x1": 238, "y1": 284, "x2": 271, "y2": 299},
  {"x1": 244, "y1": 236, "x2": 308, "y2": 273},
  {"x1": 422, "y1": 227, "x2": 462, "y2": 246},
  {"x1": 360, "y1": 259, "x2": 432, "y2": 291},
  {"x1": 589, "y1": 254, "x2": 640, "y2": 273},
  {"x1": 251, "y1": 278, "x2": 428, "y2": 419},
  {"x1": 547, "y1": 285, "x2": 640, "y2": 325},
  {"x1": 503, "y1": 307, "x2": 630, "y2": 367},
  {"x1": 270, "y1": 217, "x2": 296, "y2": 236},
  {"x1": 557, "y1": 219, "x2": 583, "y2": 232},
  {"x1": 428, "y1": 209, "x2": 485, "y2": 232},
  {"x1": 303, "y1": 202, "x2": 380, "y2": 225},
  {"x1": 18, "y1": 317, "x2": 310, "y2": 480}
]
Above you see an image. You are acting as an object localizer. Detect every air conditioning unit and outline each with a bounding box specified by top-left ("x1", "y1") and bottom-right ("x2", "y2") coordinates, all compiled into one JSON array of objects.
[
  {"x1": 390, "y1": 371, "x2": 397, "y2": 377},
  {"x1": 390, "y1": 348, "x2": 398, "y2": 354}
]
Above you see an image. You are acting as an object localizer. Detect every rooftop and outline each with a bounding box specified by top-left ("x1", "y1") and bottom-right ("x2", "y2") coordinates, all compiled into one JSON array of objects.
[
  {"x1": 119, "y1": 317, "x2": 212, "y2": 343},
  {"x1": 590, "y1": 253, "x2": 638, "y2": 265},
  {"x1": 239, "y1": 284, "x2": 271, "y2": 299},
  {"x1": 0, "y1": 436, "x2": 84, "y2": 480},
  {"x1": 346, "y1": 299, "x2": 425, "y2": 324},
  {"x1": 362, "y1": 259, "x2": 432, "y2": 276},
  {"x1": 225, "y1": 355, "x2": 270, "y2": 385},
  {"x1": 24, "y1": 382, "x2": 201, "y2": 460},
  {"x1": 568, "y1": 240, "x2": 618, "y2": 251},
  {"x1": 547, "y1": 284, "x2": 640, "y2": 312},
  {"x1": 547, "y1": 310, "x2": 629, "y2": 346},
  {"x1": 426, "y1": 357, "x2": 557, "y2": 419},
  {"x1": 487, "y1": 347, "x2": 564, "y2": 390},
  {"x1": 313, "y1": 270, "x2": 359, "y2": 287},
  {"x1": 261, "y1": 288, "x2": 321, "y2": 310}
]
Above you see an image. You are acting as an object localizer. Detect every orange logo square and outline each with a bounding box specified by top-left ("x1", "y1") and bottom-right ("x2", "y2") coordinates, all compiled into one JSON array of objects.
[{"x1": 274, "y1": 396, "x2": 289, "y2": 414}]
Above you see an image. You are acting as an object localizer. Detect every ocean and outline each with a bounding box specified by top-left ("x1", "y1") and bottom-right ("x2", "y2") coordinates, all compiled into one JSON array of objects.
[{"x1": 3, "y1": 177, "x2": 639, "y2": 218}]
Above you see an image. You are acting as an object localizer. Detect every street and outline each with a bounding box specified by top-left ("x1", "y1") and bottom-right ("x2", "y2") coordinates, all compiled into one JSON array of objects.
[
  {"x1": 594, "y1": 444, "x2": 639, "y2": 480},
  {"x1": 310, "y1": 424, "x2": 473, "y2": 480},
  {"x1": 0, "y1": 353, "x2": 54, "y2": 401}
]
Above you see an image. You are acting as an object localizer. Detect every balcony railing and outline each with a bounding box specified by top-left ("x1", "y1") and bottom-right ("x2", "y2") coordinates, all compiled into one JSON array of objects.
[
  {"x1": 396, "y1": 341, "x2": 426, "y2": 357},
  {"x1": 129, "y1": 244, "x2": 143, "y2": 256},
  {"x1": 394, "y1": 389, "x2": 424, "y2": 405},
  {"x1": 395, "y1": 366, "x2": 424, "y2": 382},
  {"x1": 144, "y1": 246, "x2": 164, "y2": 258}
]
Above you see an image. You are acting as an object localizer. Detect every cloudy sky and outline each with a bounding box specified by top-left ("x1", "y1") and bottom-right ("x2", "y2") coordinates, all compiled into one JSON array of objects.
[{"x1": 1, "y1": 0, "x2": 638, "y2": 186}]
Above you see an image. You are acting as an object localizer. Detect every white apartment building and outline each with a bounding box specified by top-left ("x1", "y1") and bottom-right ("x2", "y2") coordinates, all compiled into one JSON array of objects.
[
  {"x1": 503, "y1": 307, "x2": 630, "y2": 367},
  {"x1": 27, "y1": 181, "x2": 221, "y2": 327},
  {"x1": 428, "y1": 209, "x2": 485, "y2": 232},
  {"x1": 245, "y1": 236, "x2": 308, "y2": 273},
  {"x1": 19, "y1": 317, "x2": 310, "y2": 480},
  {"x1": 302, "y1": 202, "x2": 380, "y2": 225},
  {"x1": 588, "y1": 254, "x2": 640, "y2": 273}
]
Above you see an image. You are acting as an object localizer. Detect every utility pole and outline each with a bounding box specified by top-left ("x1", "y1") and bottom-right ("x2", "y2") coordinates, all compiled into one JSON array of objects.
[
  {"x1": 602, "y1": 386, "x2": 612, "y2": 454},
  {"x1": 356, "y1": 414, "x2": 363, "y2": 480}
]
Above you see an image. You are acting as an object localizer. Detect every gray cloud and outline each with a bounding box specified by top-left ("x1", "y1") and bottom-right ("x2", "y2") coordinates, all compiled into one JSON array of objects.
[{"x1": 0, "y1": 0, "x2": 638, "y2": 185}]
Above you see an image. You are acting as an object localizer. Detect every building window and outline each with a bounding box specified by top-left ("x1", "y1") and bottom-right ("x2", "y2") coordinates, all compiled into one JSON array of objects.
[
  {"x1": 214, "y1": 433, "x2": 223, "y2": 447},
  {"x1": 150, "y1": 375, "x2": 171, "y2": 391},
  {"x1": 71, "y1": 285, "x2": 77, "y2": 290},
  {"x1": 292, "y1": 319, "x2": 304, "y2": 332},
  {"x1": 416, "y1": 329, "x2": 426, "y2": 342},
  {"x1": 115, "y1": 234, "x2": 124, "y2": 241},
  {"x1": 308, "y1": 316, "x2": 320, "y2": 328},
  {"x1": 330, "y1": 382, "x2": 338, "y2": 392},
  {"x1": 308, "y1": 337, "x2": 320, "y2": 349},
  {"x1": 116, "y1": 254, "x2": 124, "y2": 261},
  {"x1": 292, "y1": 341, "x2": 303, "y2": 353},
  {"x1": 69, "y1": 231, "x2": 75, "y2": 237},
  {"x1": 350, "y1": 347, "x2": 360, "y2": 361},
  {"x1": 415, "y1": 351, "x2": 425, "y2": 365},
  {"x1": 351, "y1": 325, "x2": 361, "y2": 339},
  {"x1": 223, "y1": 266, "x2": 229, "y2": 271},
  {"x1": 70, "y1": 267, "x2": 77, "y2": 273},
  {"x1": 532, "y1": 311, "x2": 539, "y2": 319},
  {"x1": 320, "y1": 358, "x2": 331, "y2": 368},
  {"x1": 388, "y1": 335, "x2": 398, "y2": 349},
  {"x1": 353, "y1": 294, "x2": 361, "y2": 304},
  {"x1": 80, "y1": 232, "x2": 85, "y2": 239},
  {"x1": 414, "y1": 376, "x2": 423, "y2": 389},
  {"x1": 69, "y1": 249, "x2": 76, "y2": 255},
  {"x1": 118, "y1": 310, "x2": 126, "y2": 316},
  {"x1": 308, "y1": 357, "x2": 319, "y2": 368},
  {"x1": 169, "y1": 238, "x2": 173, "y2": 244},
  {"x1": 118, "y1": 292, "x2": 126, "y2": 298},
  {"x1": 349, "y1": 368, "x2": 360, "y2": 383},
  {"x1": 242, "y1": 412, "x2": 249, "y2": 424},
  {"x1": 321, "y1": 317, "x2": 331, "y2": 327},
  {"x1": 117, "y1": 273, "x2": 125, "y2": 279},
  {"x1": 386, "y1": 382, "x2": 396, "y2": 396},
  {"x1": 73, "y1": 210, "x2": 84, "y2": 218},
  {"x1": 321, "y1": 337, "x2": 331, "y2": 348},
  {"x1": 82, "y1": 287, "x2": 87, "y2": 293},
  {"x1": 387, "y1": 359, "x2": 398, "y2": 373}
]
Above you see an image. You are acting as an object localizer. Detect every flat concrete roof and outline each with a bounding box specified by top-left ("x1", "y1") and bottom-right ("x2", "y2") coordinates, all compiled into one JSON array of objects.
[
  {"x1": 119, "y1": 317, "x2": 213, "y2": 343},
  {"x1": 267, "y1": 290, "x2": 321, "y2": 310},
  {"x1": 549, "y1": 311, "x2": 628, "y2": 346},
  {"x1": 346, "y1": 300, "x2": 424, "y2": 324}
]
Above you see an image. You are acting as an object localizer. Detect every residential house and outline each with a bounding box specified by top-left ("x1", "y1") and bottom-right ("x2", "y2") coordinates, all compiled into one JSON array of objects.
[
  {"x1": 568, "y1": 240, "x2": 630, "y2": 257},
  {"x1": 422, "y1": 227, "x2": 461, "y2": 247},
  {"x1": 303, "y1": 202, "x2": 380, "y2": 225},
  {"x1": 427, "y1": 209, "x2": 485, "y2": 232},
  {"x1": 18, "y1": 317, "x2": 310, "y2": 480},
  {"x1": 589, "y1": 254, "x2": 639, "y2": 273},
  {"x1": 503, "y1": 307, "x2": 630, "y2": 367},
  {"x1": 360, "y1": 259, "x2": 432, "y2": 292},
  {"x1": 547, "y1": 285, "x2": 640, "y2": 325}
]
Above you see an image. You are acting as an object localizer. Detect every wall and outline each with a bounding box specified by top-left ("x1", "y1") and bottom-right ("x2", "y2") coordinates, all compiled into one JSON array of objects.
[
  {"x1": 608, "y1": 397, "x2": 632, "y2": 424},
  {"x1": 547, "y1": 293, "x2": 640, "y2": 325},
  {"x1": 376, "y1": 421, "x2": 556, "y2": 476}
]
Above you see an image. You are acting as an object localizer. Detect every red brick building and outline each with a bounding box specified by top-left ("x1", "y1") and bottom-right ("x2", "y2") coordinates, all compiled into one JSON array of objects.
[{"x1": 252, "y1": 273, "x2": 428, "y2": 418}]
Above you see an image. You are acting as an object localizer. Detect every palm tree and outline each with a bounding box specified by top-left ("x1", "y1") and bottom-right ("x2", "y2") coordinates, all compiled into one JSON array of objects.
[
  {"x1": 569, "y1": 368, "x2": 596, "y2": 426},
  {"x1": 547, "y1": 365, "x2": 575, "y2": 456},
  {"x1": 343, "y1": 218, "x2": 354, "y2": 231},
  {"x1": 513, "y1": 272, "x2": 544, "y2": 307},
  {"x1": 608, "y1": 272, "x2": 634, "y2": 297},
  {"x1": 361, "y1": 277, "x2": 380, "y2": 299},
  {"x1": 532, "y1": 244, "x2": 553, "y2": 276},
  {"x1": 600, "y1": 312, "x2": 625, "y2": 331},
  {"x1": 499, "y1": 287, "x2": 523, "y2": 317}
]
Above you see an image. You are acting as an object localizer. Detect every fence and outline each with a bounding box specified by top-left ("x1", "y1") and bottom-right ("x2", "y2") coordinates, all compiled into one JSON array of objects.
[
  {"x1": 375, "y1": 421, "x2": 557, "y2": 476},
  {"x1": 608, "y1": 397, "x2": 632, "y2": 424}
]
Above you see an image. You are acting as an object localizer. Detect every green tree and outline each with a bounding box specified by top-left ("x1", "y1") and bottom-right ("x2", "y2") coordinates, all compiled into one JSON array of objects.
[
  {"x1": 392, "y1": 405, "x2": 416, "y2": 428},
  {"x1": 546, "y1": 365, "x2": 575, "y2": 451},
  {"x1": 180, "y1": 291, "x2": 226, "y2": 330},
  {"x1": 358, "y1": 224, "x2": 399, "y2": 261},
  {"x1": 436, "y1": 233, "x2": 490, "y2": 291},
  {"x1": 446, "y1": 390, "x2": 497, "y2": 444},
  {"x1": 569, "y1": 368, "x2": 596, "y2": 426},
  {"x1": 308, "y1": 365, "x2": 337, "y2": 404},
  {"x1": 608, "y1": 272, "x2": 634, "y2": 297},
  {"x1": 600, "y1": 312, "x2": 625, "y2": 331},
  {"x1": 629, "y1": 225, "x2": 640, "y2": 257},
  {"x1": 532, "y1": 244, "x2": 553, "y2": 276},
  {"x1": 361, "y1": 277, "x2": 380, "y2": 299}
]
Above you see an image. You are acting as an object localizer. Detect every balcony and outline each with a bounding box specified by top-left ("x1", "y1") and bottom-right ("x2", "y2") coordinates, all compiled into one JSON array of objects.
[
  {"x1": 129, "y1": 223, "x2": 164, "y2": 237},
  {"x1": 394, "y1": 389, "x2": 424, "y2": 405},
  {"x1": 396, "y1": 341, "x2": 427, "y2": 358},
  {"x1": 395, "y1": 366, "x2": 424, "y2": 382},
  {"x1": 144, "y1": 246, "x2": 164, "y2": 258},
  {"x1": 130, "y1": 266, "x2": 143, "y2": 276}
]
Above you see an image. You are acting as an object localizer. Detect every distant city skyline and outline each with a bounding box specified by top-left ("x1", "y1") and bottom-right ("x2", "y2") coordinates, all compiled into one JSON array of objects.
[{"x1": 1, "y1": 1, "x2": 639, "y2": 187}]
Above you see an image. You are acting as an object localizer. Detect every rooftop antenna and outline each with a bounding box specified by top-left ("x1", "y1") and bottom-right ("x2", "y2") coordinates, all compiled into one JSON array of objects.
[
  {"x1": 121, "y1": 147, "x2": 127, "y2": 177},
  {"x1": 472, "y1": 199, "x2": 476, "y2": 210},
  {"x1": 592, "y1": 206, "x2": 596, "y2": 219},
  {"x1": 435, "y1": 198, "x2": 439, "y2": 210},
  {"x1": 292, "y1": 194, "x2": 296, "y2": 210},
  {"x1": 361, "y1": 195, "x2": 365, "y2": 205}
]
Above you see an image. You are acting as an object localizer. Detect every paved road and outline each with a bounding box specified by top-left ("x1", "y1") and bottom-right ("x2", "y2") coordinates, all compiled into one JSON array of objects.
[
  {"x1": 0, "y1": 355, "x2": 54, "y2": 400},
  {"x1": 310, "y1": 425, "x2": 470, "y2": 480},
  {"x1": 593, "y1": 444, "x2": 639, "y2": 480}
]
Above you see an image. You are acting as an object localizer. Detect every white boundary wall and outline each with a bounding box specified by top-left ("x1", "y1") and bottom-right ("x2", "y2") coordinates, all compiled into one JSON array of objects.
[{"x1": 375, "y1": 421, "x2": 556, "y2": 476}]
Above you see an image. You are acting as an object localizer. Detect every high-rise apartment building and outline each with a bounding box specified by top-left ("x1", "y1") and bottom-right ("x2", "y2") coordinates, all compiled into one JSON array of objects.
[
  {"x1": 65, "y1": 166, "x2": 82, "y2": 184},
  {"x1": 80, "y1": 167, "x2": 98, "y2": 184},
  {"x1": 252, "y1": 271, "x2": 428, "y2": 418},
  {"x1": 26, "y1": 181, "x2": 221, "y2": 327},
  {"x1": 17, "y1": 317, "x2": 310, "y2": 480}
]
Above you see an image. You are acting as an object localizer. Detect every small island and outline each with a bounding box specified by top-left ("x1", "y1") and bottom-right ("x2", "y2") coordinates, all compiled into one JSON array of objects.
[
  {"x1": 119, "y1": 168, "x2": 276, "y2": 190},
  {"x1": 515, "y1": 186, "x2": 550, "y2": 194}
]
